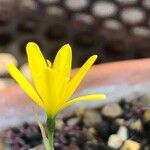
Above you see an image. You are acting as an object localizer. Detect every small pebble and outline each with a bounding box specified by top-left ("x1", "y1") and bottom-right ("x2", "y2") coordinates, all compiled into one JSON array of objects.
[
  {"x1": 130, "y1": 119, "x2": 143, "y2": 132},
  {"x1": 117, "y1": 126, "x2": 128, "y2": 141},
  {"x1": 0, "y1": 53, "x2": 18, "y2": 75},
  {"x1": 67, "y1": 118, "x2": 79, "y2": 126},
  {"x1": 141, "y1": 94, "x2": 150, "y2": 108},
  {"x1": 56, "y1": 119, "x2": 64, "y2": 131},
  {"x1": 86, "y1": 128, "x2": 96, "y2": 141},
  {"x1": 75, "y1": 107, "x2": 85, "y2": 117},
  {"x1": 121, "y1": 140, "x2": 140, "y2": 150},
  {"x1": 83, "y1": 110, "x2": 102, "y2": 127},
  {"x1": 102, "y1": 103, "x2": 123, "y2": 118},
  {"x1": 0, "y1": 79, "x2": 15, "y2": 90},
  {"x1": 115, "y1": 118, "x2": 125, "y2": 126},
  {"x1": 143, "y1": 110, "x2": 150, "y2": 123},
  {"x1": 108, "y1": 134, "x2": 123, "y2": 149}
]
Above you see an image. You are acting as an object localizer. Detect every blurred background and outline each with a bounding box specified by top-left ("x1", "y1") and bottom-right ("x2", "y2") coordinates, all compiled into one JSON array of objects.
[{"x1": 0, "y1": 0, "x2": 149, "y2": 75}]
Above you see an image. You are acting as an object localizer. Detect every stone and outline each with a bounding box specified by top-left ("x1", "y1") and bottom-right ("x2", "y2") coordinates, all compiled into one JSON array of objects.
[
  {"x1": 102, "y1": 103, "x2": 123, "y2": 118},
  {"x1": 117, "y1": 126, "x2": 128, "y2": 141},
  {"x1": 130, "y1": 119, "x2": 143, "y2": 131},
  {"x1": 86, "y1": 128, "x2": 96, "y2": 140},
  {"x1": 83, "y1": 109, "x2": 102, "y2": 127},
  {"x1": 143, "y1": 110, "x2": 150, "y2": 123},
  {"x1": 141, "y1": 94, "x2": 150, "y2": 108},
  {"x1": 115, "y1": 118, "x2": 125, "y2": 126},
  {"x1": 67, "y1": 117, "x2": 79, "y2": 126},
  {"x1": 108, "y1": 134, "x2": 123, "y2": 149},
  {"x1": 0, "y1": 53, "x2": 18, "y2": 75},
  {"x1": 56, "y1": 119, "x2": 64, "y2": 130},
  {"x1": 121, "y1": 140, "x2": 140, "y2": 150},
  {"x1": 0, "y1": 79, "x2": 15, "y2": 90},
  {"x1": 75, "y1": 107, "x2": 85, "y2": 117}
]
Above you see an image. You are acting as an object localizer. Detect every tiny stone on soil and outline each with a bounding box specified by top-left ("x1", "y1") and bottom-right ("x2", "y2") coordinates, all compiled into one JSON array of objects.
[
  {"x1": 108, "y1": 134, "x2": 123, "y2": 149},
  {"x1": 130, "y1": 119, "x2": 143, "y2": 131},
  {"x1": 143, "y1": 110, "x2": 150, "y2": 123},
  {"x1": 121, "y1": 140, "x2": 140, "y2": 150},
  {"x1": 67, "y1": 118, "x2": 79, "y2": 126},
  {"x1": 83, "y1": 109, "x2": 102, "y2": 127},
  {"x1": 117, "y1": 126, "x2": 128, "y2": 141},
  {"x1": 56, "y1": 119, "x2": 64, "y2": 131},
  {"x1": 115, "y1": 118, "x2": 126, "y2": 126},
  {"x1": 102, "y1": 103, "x2": 123, "y2": 118}
]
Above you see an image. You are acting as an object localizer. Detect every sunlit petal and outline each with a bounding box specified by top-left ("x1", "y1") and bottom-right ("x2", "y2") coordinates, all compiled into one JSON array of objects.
[
  {"x1": 53, "y1": 44, "x2": 72, "y2": 78},
  {"x1": 63, "y1": 55, "x2": 97, "y2": 100},
  {"x1": 7, "y1": 64, "x2": 44, "y2": 107},
  {"x1": 56, "y1": 94, "x2": 106, "y2": 116},
  {"x1": 26, "y1": 42, "x2": 47, "y2": 90}
]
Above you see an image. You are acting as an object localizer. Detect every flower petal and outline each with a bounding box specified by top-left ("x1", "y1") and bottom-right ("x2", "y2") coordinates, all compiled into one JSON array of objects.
[
  {"x1": 63, "y1": 55, "x2": 97, "y2": 100},
  {"x1": 53, "y1": 44, "x2": 72, "y2": 78},
  {"x1": 7, "y1": 64, "x2": 43, "y2": 107},
  {"x1": 56, "y1": 94, "x2": 106, "y2": 116},
  {"x1": 26, "y1": 42, "x2": 47, "y2": 89}
]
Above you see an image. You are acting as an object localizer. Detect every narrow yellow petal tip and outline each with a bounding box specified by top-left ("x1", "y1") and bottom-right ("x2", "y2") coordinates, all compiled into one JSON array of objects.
[
  {"x1": 91, "y1": 55, "x2": 98, "y2": 61},
  {"x1": 60, "y1": 43, "x2": 72, "y2": 53},
  {"x1": 26, "y1": 42, "x2": 39, "y2": 50},
  {"x1": 97, "y1": 94, "x2": 106, "y2": 100}
]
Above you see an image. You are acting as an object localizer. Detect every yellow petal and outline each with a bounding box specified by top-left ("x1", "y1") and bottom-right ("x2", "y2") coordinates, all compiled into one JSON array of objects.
[
  {"x1": 53, "y1": 44, "x2": 72, "y2": 78},
  {"x1": 7, "y1": 64, "x2": 43, "y2": 107},
  {"x1": 26, "y1": 42, "x2": 47, "y2": 90},
  {"x1": 63, "y1": 55, "x2": 97, "y2": 100},
  {"x1": 37, "y1": 68, "x2": 64, "y2": 116},
  {"x1": 56, "y1": 94, "x2": 106, "y2": 116}
]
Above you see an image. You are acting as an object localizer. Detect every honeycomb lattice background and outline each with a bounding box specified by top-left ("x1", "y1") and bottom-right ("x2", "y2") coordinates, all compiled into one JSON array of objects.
[{"x1": 0, "y1": 0, "x2": 149, "y2": 68}]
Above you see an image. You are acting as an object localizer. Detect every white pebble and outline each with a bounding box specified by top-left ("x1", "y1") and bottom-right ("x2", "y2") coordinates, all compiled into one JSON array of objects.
[
  {"x1": 0, "y1": 53, "x2": 18, "y2": 75},
  {"x1": 117, "y1": 126, "x2": 128, "y2": 141},
  {"x1": 132, "y1": 27, "x2": 150, "y2": 37},
  {"x1": 116, "y1": 0, "x2": 138, "y2": 5},
  {"x1": 20, "y1": 0, "x2": 37, "y2": 10},
  {"x1": 0, "y1": 79, "x2": 15, "y2": 90},
  {"x1": 74, "y1": 13, "x2": 95, "y2": 25},
  {"x1": 46, "y1": 6, "x2": 66, "y2": 16},
  {"x1": 108, "y1": 134, "x2": 123, "y2": 149},
  {"x1": 103, "y1": 19, "x2": 122, "y2": 30},
  {"x1": 102, "y1": 103, "x2": 123, "y2": 118},
  {"x1": 92, "y1": 1, "x2": 117, "y2": 17},
  {"x1": 142, "y1": 0, "x2": 150, "y2": 9},
  {"x1": 121, "y1": 7, "x2": 145, "y2": 24},
  {"x1": 65, "y1": 0, "x2": 89, "y2": 11}
]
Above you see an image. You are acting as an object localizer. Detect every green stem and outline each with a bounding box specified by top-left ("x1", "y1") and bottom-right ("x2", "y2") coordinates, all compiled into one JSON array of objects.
[{"x1": 46, "y1": 117, "x2": 56, "y2": 150}]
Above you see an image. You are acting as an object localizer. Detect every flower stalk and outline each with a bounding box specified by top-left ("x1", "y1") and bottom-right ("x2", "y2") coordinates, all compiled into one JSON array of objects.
[{"x1": 47, "y1": 117, "x2": 55, "y2": 150}]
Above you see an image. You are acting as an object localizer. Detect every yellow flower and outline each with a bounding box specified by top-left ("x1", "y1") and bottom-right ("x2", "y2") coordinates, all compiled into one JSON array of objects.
[{"x1": 7, "y1": 42, "x2": 106, "y2": 118}]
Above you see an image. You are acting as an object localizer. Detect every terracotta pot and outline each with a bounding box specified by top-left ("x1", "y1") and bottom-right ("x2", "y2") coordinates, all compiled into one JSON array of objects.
[{"x1": 0, "y1": 58, "x2": 150, "y2": 129}]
